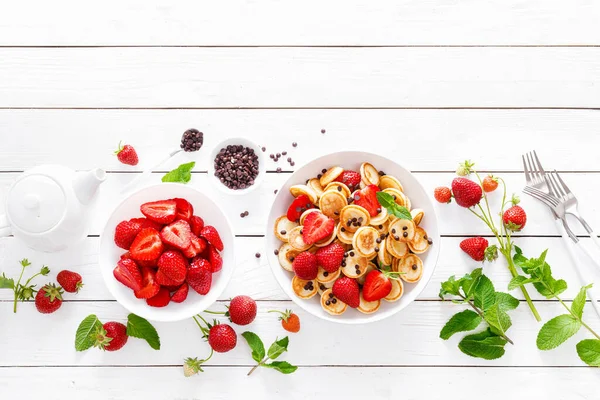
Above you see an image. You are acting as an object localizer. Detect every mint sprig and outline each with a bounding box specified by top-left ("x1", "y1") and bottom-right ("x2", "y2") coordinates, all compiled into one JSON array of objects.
[
  {"x1": 0, "y1": 259, "x2": 50, "y2": 313},
  {"x1": 376, "y1": 192, "x2": 412, "y2": 220},
  {"x1": 242, "y1": 332, "x2": 298, "y2": 376},
  {"x1": 162, "y1": 161, "x2": 195, "y2": 183}
]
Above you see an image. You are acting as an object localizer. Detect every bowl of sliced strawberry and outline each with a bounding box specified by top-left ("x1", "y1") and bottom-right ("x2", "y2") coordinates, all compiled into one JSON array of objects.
[{"x1": 99, "y1": 183, "x2": 234, "y2": 322}]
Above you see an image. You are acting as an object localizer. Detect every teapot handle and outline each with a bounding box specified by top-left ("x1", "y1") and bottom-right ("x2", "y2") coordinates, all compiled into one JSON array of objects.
[{"x1": 0, "y1": 214, "x2": 11, "y2": 237}]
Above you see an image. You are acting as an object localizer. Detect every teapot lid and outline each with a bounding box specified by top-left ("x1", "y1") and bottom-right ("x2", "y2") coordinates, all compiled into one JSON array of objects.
[{"x1": 7, "y1": 174, "x2": 66, "y2": 234}]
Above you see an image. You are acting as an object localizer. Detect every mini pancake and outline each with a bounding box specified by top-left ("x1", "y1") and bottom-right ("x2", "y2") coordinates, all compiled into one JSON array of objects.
[
  {"x1": 317, "y1": 280, "x2": 334, "y2": 296},
  {"x1": 389, "y1": 218, "x2": 416, "y2": 243},
  {"x1": 319, "y1": 166, "x2": 344, "y2": 187},
  {"x1": 321, "y1": 289, "x2": 347, "y2": 315},
  {"x1": 397, "y1": 254, "x2": 424, "y2": 283},
  {"x1": 410, "y1": 208, "x2": 424, "y2": 225},
  {"x1": 274, "y1": 215, "x2": 299, "y2": 242},
  {"x1": 299, "y1": 208, "x2": 321, "y2": 225},
  {"x1": 372, "y1": 220, "x2": 389, "y2": 235},
  {"x1": 292, "y1": 276, "x2": 318, "y2": 299},
  {"x1": 379, "y1": 175, "x2": 404, "y2": 192},
  {"x1": 324, "y1": 181, "x2": 351, "y2": 199},
  {"x1": 369, "y1": 206, "x2": 388, "y2": 226},
  {"x1": 357, "y1": 262, "x2": 377, "y2": 285},
  {"x1": 278, "y1": 243, "x2": 299, "y2": 272},
  {"x1": 377, "y1": 239, "x2": 393, "y2": 266},
  {"x1": 360, "y1": 162, "x2": 380, "y2": 186},
  {"x1": 287, "y1": 226, "x2": 311, "y2": 251},
  {"x1": 307, "y1": 178, "x2": 325, "y2": 199},
  {"x1": 408, "y1": 226, "x2": 431, "y2": 254},
  {"x1": 341, "y1": 250, "x2": 368, "y2": 278},
  {"x1": 386, "y1": 233, "x2": 409, "y2": 258},
  {"x1": 352, "y1": 226, "x2": 380, "y2": 259},
  {"x1": 384, "y1": 278, "x2": 404, "y2": 302},
  {"x1": 339, "y1": 205, "x2": 370, "y2": 233},
  {"x1": 289, "y1": 184, "x2": 318, "y2": 204},
  {"x1": 319, "y1": 190, "x2": 348, "y2": 219},
  {"x1": 358, "y1": 292, "x2": 381, "y2": 314},
  {"x1": 316, "y1": 266, "x2": 341, "y2": 283},
  {"x1": 336, "y1": 222, "x2": 355, "y2": 244}
]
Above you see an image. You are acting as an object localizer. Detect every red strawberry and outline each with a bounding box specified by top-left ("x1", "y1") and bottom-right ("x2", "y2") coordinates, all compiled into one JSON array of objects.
[
  {"x1": 156, "y1": 269, "x2": 182, "y2": 287},
  {"x1": 362, "y1": 270, "x2": 395, "y2": 301},
  {"x1": 200, "y1": 226, "x2": 224, "y2": 252},
  {"x1": 114, "y1": 220, "x2": 140, "y2": 249},
  {"x1": 353, "y1": 184, "x2": 381, "y2": 217},
  {"x1": 57, "y1": 270, "x2": 83, "y2": 293},
  {"x1": 136, "y1": 258, "x2": 158, "y2": 268},
  {"x1": 170, "y1": 283, "x2": 189, "y2": 303},
  {"x1": 434, "y1": 187, "x2": 452, "y2": 204},
  {"x1": 460, "y1": 237, "x2": 489, "y2": 261},
  {"x1": 208, "y1": 245, "x2": 223, "y2": 273},
  {"x1": 187, "y1": 257, "x2": 212, "y2": 294},
  {"x1": 334, "y1": 170, "x2": 361, "y2": 189},
  {"x1": 95, "y1": 322, "x2": 128, "y2": 351},
  {"x1": 286, "y1": 194, "x2": 313, "y2": 222},
  {"x1": 134, "y1": 267, "x2": 161, "y2": 299},
  {"x1": 270, "y1": 309, "x2": 301, "y2": 333},
  {"x1": 160, "y1": 220, "x2": 192, "y2": 251},
  {"x1": 503, "y1": 205, "x2": 527, "y2": 231},
  {"x1": 189, "y1": 215, "x2": 205, "y2": 236},
  {"x1": 208, "y1": 323, "x2": 237, "y2": 353},
  {"x1": 113, "y1": 258, "x2": 143, "y2": 291},
  {"x1": 302, "y1": 212, "x2": 335, "y2": 245},
  {"x1": 292, "y1": 251, "x2": 318, "y2": 280},
  {"x1": 129, "y1": 217, "x2": 163, "y2": 232},
  {"x1": 157, "y1": 250, "x2": 188, "y2": 284},
  {"x1": 140, "y1": 200, "x2": 177, "y2": 224},
  {"x1": 35, "y1": 283, "x2": 63, "y2": 314},
  {"x1": 173, "y1": 198, "x2": 194, "y2": 222},
  {"x1": 227, "y1": 295, "x2": 257, "y2": 325},
  {"x1": 183, "y1": 234, "x2": 208, "y2": 258},
  {"x1": 315, "y1": 242, "x2": 345, "y2": 272},
  {"x1": 129, "y1": 228, "x2": 164, "y2": 261},
  {"x1": 451, "y1": 177, "x2": 482, "y2": 208},
  {"x1": 332, "y1": 277, "x2": 360, "y2": 308},
  {"x1": 147, "y1": 287, "x2": 171, "y2": 307},
  {"x1": 115, "y1": 142, "x2": 138, "y2": 166},
  {"x1": 482, "y1": 175, "x2": 499, "y2": 193},
  {"x1": 120, "y1": 251, "x2": 131, "y2": 260}
]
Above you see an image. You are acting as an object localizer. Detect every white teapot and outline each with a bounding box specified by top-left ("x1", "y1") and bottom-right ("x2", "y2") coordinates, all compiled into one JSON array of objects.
[{"x1": 0, "y1": 165, "x2": 106, "y2": 252}]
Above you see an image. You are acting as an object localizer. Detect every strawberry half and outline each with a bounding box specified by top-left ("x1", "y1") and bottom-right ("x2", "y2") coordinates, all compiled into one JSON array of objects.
[
  {"x1": 183, "y1": 234, "x2": 208, "y2": 258},
  {"x1": 146, "y1": 287, "x2": 171, "y2": 308},
  {"x1": 129, "y1": 217, "x2": 163, "y2": 232},
  {"x1": 332, "y1": 276, "x2": 360, "y2": 308},
  {"x1": 315, "y1": 242, "x2": 345, "y2": 273},
  {"x1": 208, "y1": 245, "x2": 223, "y2": 273},
  {"x1": 114, "y1": 220, "x2": 141, "y2": 250},
  {"x1": 170, "y1": 283, "x2": 189, "y2": 303},
  {"x1": 157, "y1": 250, "x2": 188, "y2": 284},
  {"x1": 362, "y1": 270, "x2": 393, "y2": 302},
  {"x1": 353, "y1": 184, "x2": 381, "y2": 217},
  {"x1": 140, "y1": 199, "x2": 177, "y2": 224},
  {"x1": 156, "y1": 269, "x2": 182, "y2": 287},
  {"x1": 286, "y1": 194, "x2": 313, "y2": 222},
  {"x1": 200, "y1": 226, "x2": 224, "y2": 252},
  {"x1": 302, "y1": 212, "x2": 335, "y2": 245},
  {"x1": 189, "y1": 215, "x2": 205, "y2": 236},
  {"x1": 335, "y1": 170, "x2": 361, "y2": 189},
  {"x1": 188, "y1": 257, "x2": 212, "y2": 295},
  {"x1": 160, "y1": 220, "x2": 192, "y2": 251},
  {"x1": 113, "y1": 258, "x2": 142, "y2": 292},
  {"x1": 134, "y1": 267, "x2": 161, "y2": 299},
  {"x1": 129, "y1": 228, "x2": 164, "y2": 261},
  {"x1": 173, "y1": 198, "x2": 194, "y2": 222}
]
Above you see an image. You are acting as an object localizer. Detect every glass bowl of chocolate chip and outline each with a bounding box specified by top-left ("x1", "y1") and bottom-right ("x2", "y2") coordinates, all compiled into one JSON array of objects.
[{"x1": 209, "y1": 137, "x2": 266, "y2": 195}]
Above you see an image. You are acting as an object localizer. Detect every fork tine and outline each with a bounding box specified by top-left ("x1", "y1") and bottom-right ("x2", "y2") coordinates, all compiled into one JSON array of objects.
[
  {"x1": 522, "y1": 154, "x2": 532, "y2": 183},
  {"x1": 554, "y1": 170, "x2": 573, "y2": 195},
  {"x1": 546, "y1": 172, "x2": 565, "y2": 199},
  {"x1": 549, "y1": 172, "x2": 566, "y2": 198},
  {"x1": 532, "y1": 150, "x2": 546, "y2": 175},
  {"x1": 524, "y1": 187, "x2": 552, "y2": 205},
  {"x1": 526, "y1": 152, "x2": 538, "y2": 182},
  {"x1": 525, "y1": 187, "x2": 560, "y2": 206}
]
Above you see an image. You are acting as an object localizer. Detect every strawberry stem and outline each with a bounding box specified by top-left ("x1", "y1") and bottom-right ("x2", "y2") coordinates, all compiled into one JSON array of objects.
[{"x1": 203, "y1": 310, "x2": 226, "y2": 315}]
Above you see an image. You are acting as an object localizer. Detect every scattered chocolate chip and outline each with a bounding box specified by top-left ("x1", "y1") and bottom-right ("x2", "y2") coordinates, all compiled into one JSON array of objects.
[
  {"x1": 300, "y1": 230, "x2": 303, "y2": 234},
  {"x1": 255, "y1": 252, "x2": 261, "y2": 258},
  {"x1": 322, "y1": 168, "x2": 327, "y2": 174},
  {"x1": 180, "y1": 129, "x2": 204, "y2": 152},
  {"x1": 378, "y1": 170, "x2": 385, "y2": 176},
  {"x1": 427, "y1": 238, "x2": 433, "y2": 245},
  {"x1": 274, "y1": 189, "x2": 278, "y2": 194},
  {"x1": 424, "y1": 234, "x2": 428, "y2": 239},
  {"x1": 287, "y1": 157, "x2": 292, "y2": 162},
  {"x1": 261, "y1": 147, "x2": 266, "y2": 152},
  {"x1": 321, "y1": 129, "x2": 326, "y2": 134},
  {"x1": 317, "y1": 174, "x2": 322, "y2": 179},
  {"x1": 292, "y1": 142, "x2": 298, "y2": 147},
  {"x1": 392, "y1": 195, "x2": 397, "y2": 200},
  {"x1": 276, "y1": 167, "x2": 282, "y2": 173},
  {"x1": 341, "y1": 261, "x2": 346, "y2": 267},
  {"x1": 240, "y1": 212, "x2": 245, "y2": 218},
  {"x1": 291, "y1": 162, "x2": 295, "y2": 166},
  {"x1": 334, "y1": 211, "x2": 340, "y2": 215},
  {"x1": 270, "y1": 154, "x2": 275, "y2": 159},
  {"x1": 282, "y1": 151, "x2": 287, "y2": 155}
]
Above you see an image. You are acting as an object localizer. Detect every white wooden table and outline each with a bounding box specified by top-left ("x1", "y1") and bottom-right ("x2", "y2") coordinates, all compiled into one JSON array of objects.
[{"x1": 2, "y1": 1, "x2": 600, "y2": 398}]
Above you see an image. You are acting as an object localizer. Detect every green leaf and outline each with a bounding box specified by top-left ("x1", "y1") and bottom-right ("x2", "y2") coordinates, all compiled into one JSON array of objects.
[
  {"x1": 484, "y1": 304, "x2": 512, "y2": 336},
  {"x1": 576, "y1": 339, "x2": 600, "y2": 366},
  {"x1": 75, "y1": 314, "x2": 103, "y2": 352},
  {"x1": 126, "y1": 314, "x2": 161, "y2": 350},
  {"x1": 440, "y1": 310, "x2": 482, "y2": 340},
  {"x1": 461, "y1": 268, "x2": 482, "y2": 298},
  {"x1": 161, "y1": 161, "x2": 195, "y2": 184},
  {"x1": 263, "y1": 361, "x2": 298, "y2": 374},
  {"x1": 508, "y1": 275, "x2": 534, "y2": 291},
  {"x1": 572, "y1": 284, "x2": 592, "y2": 319},
  {"x1": 494, "y1": 292, "x2": 519, "y2": 311},
  {"x1": 458, "y1": 328, "x2": 507, "y2": 360},
  {"x1": 0, "y1": 273, "x2": 14, "y2": 289},
  {"x1": 241, "y1": 332, "x2": 266, "y2": 363},
  {"x1": 474, "y1": 275, "x2": 495, "y2": 311},
  {"x1": 267, "y1": 336, "x2": 289, "y2": 360},
  {"x1": 536, "y1": 314, "x2": 581, "y2": 350},
  {"x1": 376, "y1": 192, "x2": 412, "y2": 220},
  {"x1": 439, "y1": 275, "x2": 462, "y2": 298}
]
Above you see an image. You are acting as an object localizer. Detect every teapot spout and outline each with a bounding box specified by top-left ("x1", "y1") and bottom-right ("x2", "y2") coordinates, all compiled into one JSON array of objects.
[{"x1": 73, "y1": 168, "x2": 106, "y2": 205}]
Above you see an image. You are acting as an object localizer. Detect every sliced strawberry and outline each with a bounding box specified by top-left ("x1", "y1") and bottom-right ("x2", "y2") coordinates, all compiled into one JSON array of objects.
[
  {"x1": 129, "y1": 228, "x2": 164, "y2": 261},
  {"x1": 129, "y1": 217, "x2": 163, "y2": 232},
  {"x1": 120, "y1": 251, "x2": 131, "y2": 260},
  {"x1": 160, "y1": 220, "x2": 192, "y2": 251},
  {"x1": 207, "y1": 245, "x2": 223, "y2": 273},
  {"x1": 286, "y1": 194, "x2": 313, "y2": 222},
  {"x1": 199, "y1": 226, "x2": 224, "y2": 252},
  {"x1": 114, "y1": 220, "x2": 140, "y2": 250},
  {"x1": 140, "y1": 199, "x2": 177, "y2": 224},
  {"x1": 146, "y1": 287, "x2": 171, "y2": 308},
  {"x1": 136, "y1": 258, "x2": 158, "y2": 268},
  {"x1": 170, "y1": 283, "x2": 189, "y2": 303},
  {"x1": 188, "y1": 258, "x2": 212, "y2": 295},
  {"x1": 113, "y1": 259, "x2": 142, "y2": 292},
  {"x1": 134, "y1": 267, "x2": 161, "y2": 299},
  {"x1": 182, "y1": 234, "x2": 208, "y2": 258},
  {"x1": 189, "y1": 215, "x2": 205, "y2": 236},
  {"x1": 156, "y1": 269, "x2": 182, "y2": 287},
  {"x1": 335, "y1": 170, "x2": 361, "y2": 189},
  {"x1": 157, "y1": 250, "x2": 188, "y2": 284},
  {"x1": 353, "y1": 184, "x2": 381, "y2": 217},
  {"x1": 302, "y1": 212, "x2": 335, "y2": 245},
  {"x1": 173, "y1": 198, "x2": 194, "y2": 222}
]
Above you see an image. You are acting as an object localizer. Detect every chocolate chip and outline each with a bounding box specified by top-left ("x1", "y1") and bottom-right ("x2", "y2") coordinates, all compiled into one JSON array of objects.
[
  {"x1": 321, "y1": 129, "x2": 326, "y2": 134},
  {"x1": 287, "y1": 157, "x2": 292, "y2": 162},
  {"x1": 376, "y1": 238, "x2": 382, "y2": 244},
  {"x1": 402, "y1": 226, "x2": 408, "y2": 231},
  {"x1": 337, "y1": 186, "x2": 342, "y2": 192},
  {"x1": 320, "y1": 284, "x2": 326, "y2": 290},
  {"x1": 394, "y1": 235, "x2": 400, "y2": 241},
  {"x1": 350, "y1": 251, "x2": 355, "y2": 257},
  {"x1": 274, "y1": 189, "x2": 278, "y2": 194},
  {"x1": 255, "y1": 253, "x2": 261, "y2": 258},
  {"x1": 276, "y1": 167, "x2": 282, "y2": 173},
  {"x1": 240, "y1": 212, "x2": 245, "y2": 218},
  {"x1": 270, "y1": 154, "x2": 275, "y2": 159},
  {"x1": 325, "y1": 300, "x2": 331, "y2": 306},
  {"x1": 280, "y1": 230, "x2": 286, "y2": 235},
  {"x1": 282, "y1": 151, "x2": 287, "y2": 155},
  {"x1": 317, "y1": 174, "x2": 322, "y2": 179},
  {"x1": 379, "y1": 170, "x2": 385, "y2": 176},
  {"x1": 214, "y1": 144, "x2": 260, "y2": 190},
  {"x1": 334, "y1": 211, "x2": 340, "y2": 215},
  {"x1": 427, "y1": 238, "x2": 433, "y2": 245},
  {"x1": 180, "y1": 129, "x2": 204, "y2": 152},
  {"x1": 341, "y1": 261, "x2": 346, "y2": 267},
  {"x1": 291, "y1": 161, "x2": 295, "y2": 166},
  {"x1": 274, "y1": 249, "x2": 279, "y2": 255},
  {"x1": 391, "y1": 229, "x2": 396, "y2": 234},
  {"x1": 378, "y1": 225, "x2": 383, "y2": 229},
  {"x1": 290, "y1": 257, "x2": 295, "y2": 262},
  {"x1": 261, "y1": 147, "x2": 266, "y2": 152},
  {"x1": 322, "y1": 169, "x2": 327, "y2": 174},
  {"x1": 341, "y1": 227, "x2": 346, "y2": 232},
  {"x1": 403, "y1": 232, "x2": 408, "y2": 238},
  {"x1": 329, "y1": 293, "x2": 334, "y2": 298},
  {"x1": 323, "y1": 271, "x2": 329, "y2": 277},
  {"x1": 354, "y1": 264, "x2": 359, "y2": 269},
  {"x1": 292, "y1": 142, "x2": 297, "y2": 147},
  {"x1": 412, "y1": 264, "x2": 418, "y2": 270},
  {"x1": 375, "y1": 247, "x2": 379, "y2": 252},
  {"x1": 332, "y1": 298, "x2": 337, "y2": 304},
  {"x1": 392, "y1": 195, "x2": 396, "y2": 200},
  {"x1": 376, "y1": 208, "x2": 382, "y2": 213}
]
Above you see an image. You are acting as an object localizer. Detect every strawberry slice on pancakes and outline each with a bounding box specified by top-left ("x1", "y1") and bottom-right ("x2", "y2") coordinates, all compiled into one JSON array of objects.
[
  {"x1": 286, "y1": 194, "x2": 313, "y2": 222},
  {"x1": 353, "y1": 184, "x2": 381, "y2": 217},
  {"x1": 302, "y1": 212, "x2": 335, "y2": 245}
]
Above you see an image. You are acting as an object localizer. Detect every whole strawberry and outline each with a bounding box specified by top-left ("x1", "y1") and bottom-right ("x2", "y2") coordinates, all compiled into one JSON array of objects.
[
  {"x1": 184, "y1": 357, "x2": 204, "y2": 377},
  {"x1": 482, "y1": 175, "x2": 499, "y2": 193},
  {"x1": 315, "y1": 242, "x2": 345, "y2": 273},
  {"x1": 114, "y1": 220, "x2": 141, "y2": 250},
  {"x1": 269, "y1": 309, "x2": 301, "y2": 333},
  {"x1": 451, "y1": 177, "x2": 482, "y2": 208},
  {"x1": 208, "y1": 322, "x2": 237, "y2": 353},
  {"x1": 434, "y1": 187, "x2": 452, "y2": 204},
  {"x1": 35, "y1": 283, "x2": 63, "y2": 314},
  {"x1": 292, "y1": 251, "x2": 318, "y2": 280},
  {"x1": 503, "y1": 205, "x2": 527, "y2": 231},
  {"x1": 332, "y1": 276, "x2": 360, "y2": 308},
  {"x1": 94, "y1": 322, "x2": 128, "y2": 351},
  {"x1": 227, "y1": 295, "x2": 257, "y2": 325},
  {"x1": 115, "y1": 141, "x2": 139, "y2": 166},
  {"x1": 459, "y1": 237, "x2": 490, "y2": 262},
  {"x1": 57, "y1": 270, "x2": 83, "y2": 293}
]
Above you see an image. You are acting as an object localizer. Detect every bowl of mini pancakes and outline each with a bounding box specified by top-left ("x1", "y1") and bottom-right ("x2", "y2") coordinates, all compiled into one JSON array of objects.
[{"x1": 266, "y1": 151, "x2": 440, "y2": 324}]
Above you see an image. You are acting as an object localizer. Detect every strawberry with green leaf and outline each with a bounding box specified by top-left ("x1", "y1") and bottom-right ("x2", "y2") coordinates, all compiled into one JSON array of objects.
[{"x1": 0, "y1": 259, "x2": 50, "y2": 313}]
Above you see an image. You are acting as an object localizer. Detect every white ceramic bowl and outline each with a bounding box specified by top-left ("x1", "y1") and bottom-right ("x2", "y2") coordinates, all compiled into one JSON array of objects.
[
  {"x1": 99, "y1": 183, "x2": 235, "y2": 322},
  {"x1": 266, "y1": 151, "x2": 440, "y2": 324},
  {"x1": 208, "y1": 137, "x2": 266, "y2": 195}
]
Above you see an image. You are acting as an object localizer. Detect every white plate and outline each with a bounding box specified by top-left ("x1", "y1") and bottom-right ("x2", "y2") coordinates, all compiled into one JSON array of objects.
[
  {"x1": 99, "y1": 183, "x2": 235, "y2": 322},
  {"x1": 266, "y1": 152, "x2": 440, "y2": 324}
]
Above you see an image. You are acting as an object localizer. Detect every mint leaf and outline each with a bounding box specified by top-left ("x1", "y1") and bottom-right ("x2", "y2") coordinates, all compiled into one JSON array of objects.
[
  {"x1": 461, "y1": 268, "x2": 482, "y2": 298},
  {"x1": 508, "y1": 275, "x2": 533, "y2": 291},
  {"x1": 267, "y1": 336, "x2": 289, "y2": 360},
  {"x1": 458, "y1": 328, "x2": 507, "y2": 360},
  {"x1": 376, "y1": 192, "x2": 412, "y2": 220},
  {"x1": 440, "y1": 310, "x2": 482, "y2": 340},
  {"x1": 242, "y1": 332, "x2": 266, "y2": 362},
  {"x1": 484, "y1": 304, "x2": 512, "y2": 336},
  {"x1": 439, "y1": 275, "x2": 462, "y2": 298},
  {"x1": 536, "y1": 314, "x2": 581, "y2": 350},
  {"x1": 576, "y1": 339, "x2": 600, "y2": 366},
  {"x1": 474, "y1": 275, "x2": 495, "y2": 311},
  {"x1": 572, "y1": 284, "x2": 592, "y2": 319},
  {"x1": 263, "y1": 361, "x2": 298, "y2": 374},
  {"x1": 162, "y1": 161, "x2": 195, "y2": 184},
  {"x1": 494, "y1": 292, "x2": 519, "y2": 311},
  {"x1": 75, "y1": 314, "x2": 103, "y2": 352},
  {"x1": 0, "y1": 273, "x2": 14, "y2": 289},
  {"x1": 126, "y1": 314, "x2": 161, "y2": 350}
]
